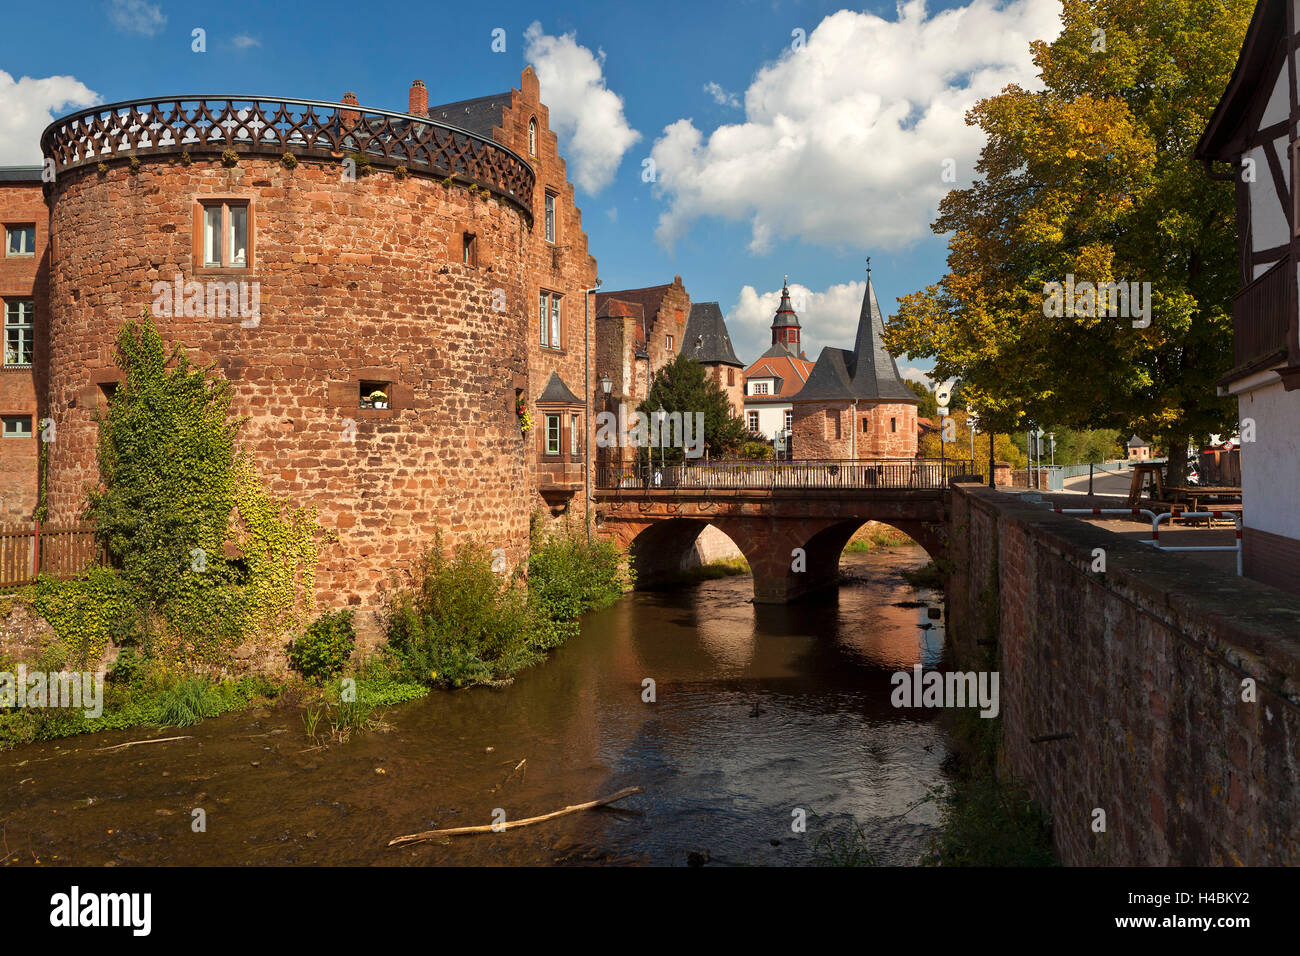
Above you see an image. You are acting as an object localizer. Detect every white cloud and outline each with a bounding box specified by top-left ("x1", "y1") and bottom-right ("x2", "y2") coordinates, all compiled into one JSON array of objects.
[
  {"x1": 704, "y1": 82, "x2": 740, "y2": 108},
  {"x1": 107, "y1": 0, "x2": 166, "y2": 36},
  {"x1": 605, "y1": 207, "x2": 618, "y2": 222},
  {"x1": 232, "y1": 34, "x2": 261, "y2": 50},
  {"x1": 728, "y1": 279, "x2": 881, "y2": 366},
  {"x1": 898, "y1": 365, "x2": 935, "y2": 387},
  {"x1": 0, "y1": 71, "x2": 101, "y2": 165},
  {"x1": 523, "y1": 21, "x2": 641, "y2": 193},
  {"x1": 651, "y1": 0, "x2": 1062, "y2": 252}
]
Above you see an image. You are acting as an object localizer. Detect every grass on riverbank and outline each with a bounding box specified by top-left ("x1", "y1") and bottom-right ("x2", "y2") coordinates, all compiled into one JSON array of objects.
[{"x1": 843, "y1": 524, "x2": 916, "y2": 553}]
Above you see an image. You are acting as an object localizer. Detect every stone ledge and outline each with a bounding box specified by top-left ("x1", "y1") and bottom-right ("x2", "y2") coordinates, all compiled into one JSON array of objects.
[{"x1": 955, "y1": 484, "x2": 1300, "y2": 694}]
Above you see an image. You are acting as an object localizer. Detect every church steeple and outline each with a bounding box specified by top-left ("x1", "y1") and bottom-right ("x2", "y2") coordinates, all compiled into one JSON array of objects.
[{"x1": 769, "y1": 275, "x2": 802, "y2": 357}]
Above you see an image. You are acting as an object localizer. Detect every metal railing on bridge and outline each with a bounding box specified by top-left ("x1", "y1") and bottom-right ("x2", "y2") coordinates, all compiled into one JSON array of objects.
[{"x1": 596, "y1": 459, "x2": 978, "y2": 491}]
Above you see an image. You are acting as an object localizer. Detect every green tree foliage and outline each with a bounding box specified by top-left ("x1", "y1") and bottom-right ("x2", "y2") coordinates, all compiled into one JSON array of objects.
[
  {"x1": 638, "y1": 353, "x2": 747, "y2": 460},
  {"x1": 288, "y1": 610, "x2": 357, "y2": 682},
  {"x1": 83, "y1": 316, "x2": 325, "y2": 665},
  {"x1": 908, "y1": 380, "x2": 938, "y2": 419},
  {"x1": 884, "y1": 0, "x2": 1253, "y2": 483},
  {"x1": 919, "y1": 409, "x2": 1026, "y2": 468}
]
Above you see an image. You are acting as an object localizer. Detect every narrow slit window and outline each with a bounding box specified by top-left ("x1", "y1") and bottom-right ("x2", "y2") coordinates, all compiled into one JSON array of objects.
[
  {"x1": 666, "y1": 334, "x2": 674, "y2": 352},
  {"x1": 539, "y1": 292, "x2": 549, "y2": 347},
  {"x1": 549, "y1": 295, "x2": 562, "y2": 349},
  {"x1": 462, "y1": 232, "x2": 477, "y2": 266},
  {"x1": 545, "y1": 192, "x2": 556, "y2": 243},
  {"x1": 570, "y1": 413, "x2": 580, "y2": 456},
  {"x1": 528, "y1": 118, "x2": 537, "y2": 156}
]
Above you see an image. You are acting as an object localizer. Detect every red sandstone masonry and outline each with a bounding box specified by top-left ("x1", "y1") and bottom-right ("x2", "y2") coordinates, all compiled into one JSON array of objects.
[
  {"x1": 45, "y1": 155, "x2": 532, "y2": 632},
  {"x1": 0, "y1": 180, "x2": 48, "y2": 521},
  {"x1": 948, "y1": 485, "x2": 1300, "y2": 865}
]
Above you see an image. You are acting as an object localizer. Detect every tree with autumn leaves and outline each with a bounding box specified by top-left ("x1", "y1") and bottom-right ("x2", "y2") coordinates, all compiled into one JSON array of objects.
[{"x1": 884, "y1": 0, "x2": 1255, "y2": 483}]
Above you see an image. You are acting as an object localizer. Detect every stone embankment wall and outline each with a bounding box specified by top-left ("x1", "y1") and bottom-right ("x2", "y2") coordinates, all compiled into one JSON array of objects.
[{"x1": 947, "y1": 484, "x2": 1300, "y2": 865}]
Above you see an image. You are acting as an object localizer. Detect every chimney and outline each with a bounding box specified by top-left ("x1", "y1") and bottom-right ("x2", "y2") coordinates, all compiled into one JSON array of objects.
[
  {"x1": 409, "y1": 79, "x2": 428, "y2": 117},
  {"x1": 340, "y1": 91, "x2": 360, "y2": 130}
]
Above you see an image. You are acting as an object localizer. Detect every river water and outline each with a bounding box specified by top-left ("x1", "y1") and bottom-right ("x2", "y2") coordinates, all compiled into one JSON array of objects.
[{"x1": 1, "y1": 547, "x2": 948, "y2": 867}]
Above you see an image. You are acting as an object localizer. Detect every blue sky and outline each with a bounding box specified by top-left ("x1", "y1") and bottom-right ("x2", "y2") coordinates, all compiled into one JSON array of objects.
[{"x1": 0, "y1": 0, "x2": 1063, "y2": 377}]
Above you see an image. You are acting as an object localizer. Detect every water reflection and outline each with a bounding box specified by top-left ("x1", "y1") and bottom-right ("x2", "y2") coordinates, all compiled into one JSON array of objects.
[{"x1": 0, "y1": 547, "x2": 948, "y2": 867}]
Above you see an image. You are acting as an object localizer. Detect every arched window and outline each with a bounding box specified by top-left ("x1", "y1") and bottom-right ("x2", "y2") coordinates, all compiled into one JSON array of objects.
[{"x1": 528, "y1": 118, "x2": 537, "y2": 156}]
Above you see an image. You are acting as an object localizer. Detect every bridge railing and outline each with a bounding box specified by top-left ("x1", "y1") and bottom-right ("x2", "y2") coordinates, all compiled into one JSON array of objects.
[{"x1": 596, "y1": 459, "x2": 978, "y2": 491}]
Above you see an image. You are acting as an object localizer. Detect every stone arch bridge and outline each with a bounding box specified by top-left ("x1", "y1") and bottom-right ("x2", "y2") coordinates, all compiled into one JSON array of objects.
[{"x1": 595, "y1": 459, "x2": 975, "y2": 602}]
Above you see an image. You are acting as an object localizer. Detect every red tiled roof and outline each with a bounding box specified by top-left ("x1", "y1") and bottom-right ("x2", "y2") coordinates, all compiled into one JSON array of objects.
[{"x1": 743, "y1": 354, "x2": 815, "y2": 398}]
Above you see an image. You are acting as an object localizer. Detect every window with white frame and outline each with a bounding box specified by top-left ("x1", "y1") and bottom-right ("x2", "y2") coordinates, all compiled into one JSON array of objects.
[
  {"x1": 5, "y1": 225, "x2": 35, "y2": 257},
  {"x1": 570, "y1": 413, "x2": 580, "y2": 455},
  {"x1": 747, "y1": 411, "x2": 759, "y2": 431},
  {"x1": 529, "y1": 118, "x2": 537, "y2": 156},
  {"x1": 544, "y1": 192, "x2": 556, "y2": 242},
  {"x1": 784, "y1": 409, "x2": 792, "y2": 432},
  {"x1": 539, "y1": 291, "x2": 562, "y2": 348},
  {"x1": 4, "y1": 299, "x2": 34, "y2": 366},
  {"x1": 545, "y1": 413, "x2": 561, "y2": 455},
  {"x1": 751, "y1": 381, "x2": 769, "y2": 395},
  {"x1": 199, "y1": 200, "x2": 249, "y2": 268},
  {"x1": 2, "y1": 415, "x2": 32, "y2": 438},
  {"x1": 665, "y1": 334, "x2": 674, "y2": 352}
]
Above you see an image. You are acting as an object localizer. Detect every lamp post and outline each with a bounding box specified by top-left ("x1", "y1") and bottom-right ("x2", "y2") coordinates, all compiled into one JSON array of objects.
[
  {"x1": 655, "y1": 405, "x2": 667, "y2": 483},
  {"x1": 583, "y1": 278, "x2": 601, "y2": 541},
  {"x1": 597, "y1": 372, "x2": 612, "y2": 485}
]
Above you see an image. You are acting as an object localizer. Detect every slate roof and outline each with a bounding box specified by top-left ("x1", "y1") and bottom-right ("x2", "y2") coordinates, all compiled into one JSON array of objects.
[
  {"x1": 0, "y1": 167, "x2": 43, "y2": 182},
  {"x1": 682, "y1": 302, "x2": 744, "y2": 367},
  {"x1": 536, "y1": 371, "x2": 582, "y2": 405},
  {"x1": 425, "y1": 93, "x2": 512, "y2": 139},
  {"x1": 1127, "y1": 434, "x2": 1150, "y2": 448},
  {"x1": 795, "y1": 274, "x2": 917, "y2": 404}
]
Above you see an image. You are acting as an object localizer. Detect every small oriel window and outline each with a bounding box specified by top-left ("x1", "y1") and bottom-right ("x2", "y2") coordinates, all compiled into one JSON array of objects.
[
  {"x1": 545, "y1": 413, "x2": 561, "y2": 454},
  {"x1": 2, "y1": 415, "x2": 32, "y2": 438},
  {"x1": 199, "y1": 200, "x2": 250, "y2": 268},
  {"x1": 359, "y1": 380, "x2": 390, "y2": 409},
  {"x1": 462, "y1": 232, "x2": 477, "y2": 267},
  {"x1": 5, "y1": 225, "x2": 35, "y2": 257},
  {"x1": 4, "y1": 299, "x2": 34, "y2": 367}
]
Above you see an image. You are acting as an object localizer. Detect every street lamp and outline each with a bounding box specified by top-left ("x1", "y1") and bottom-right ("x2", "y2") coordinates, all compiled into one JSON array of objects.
[
  {"x1": 655, "y1": 405, "x2": 667, "y2": 474},
  {"x1": 599, "y1": 373, "x2": 612, "y2": 397}
]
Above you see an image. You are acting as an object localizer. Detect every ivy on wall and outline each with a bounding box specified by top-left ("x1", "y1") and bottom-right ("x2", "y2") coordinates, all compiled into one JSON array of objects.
[{"x1": 64, "y1": 315, "x2": 329, "y2": 667}]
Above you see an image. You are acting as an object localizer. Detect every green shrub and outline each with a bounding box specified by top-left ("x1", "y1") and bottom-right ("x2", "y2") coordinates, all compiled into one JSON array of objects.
[
  {"x1": 527, "y1": 522, "x2": 631, "y2": 648},
  {"x1": 30, "y1": 568, "x2": 140, "y2": 668},
  {"x1": 288, "y1": 610, "x2": 356, "y2": 681},
  {"x1": 385, "y1": 535, "x2": 537, "y2": 688}
]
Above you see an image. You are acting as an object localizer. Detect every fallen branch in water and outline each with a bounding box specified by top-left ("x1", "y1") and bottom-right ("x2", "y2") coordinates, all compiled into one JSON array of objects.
[
  {"x1": 94, "y1": 735, "x2": 192, "y2": 753},
  {"x1": 388, "y1": 786, "x2": 644, "y2": 847}
]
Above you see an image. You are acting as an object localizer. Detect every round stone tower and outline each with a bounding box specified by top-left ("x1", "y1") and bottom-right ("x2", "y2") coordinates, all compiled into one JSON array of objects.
[{"x1": 40, "y1": 95, "x2": 539, "y2": 624}]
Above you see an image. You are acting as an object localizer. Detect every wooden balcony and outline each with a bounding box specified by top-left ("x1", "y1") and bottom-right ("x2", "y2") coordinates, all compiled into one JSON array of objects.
[{"x1": 1229, "y1": 258, "x2": 1292, "y2": 378}]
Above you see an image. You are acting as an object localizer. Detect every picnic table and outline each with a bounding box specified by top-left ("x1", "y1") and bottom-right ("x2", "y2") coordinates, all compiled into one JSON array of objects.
[{"x1": 1164, "y1": 485, "x2": 1242, "y2": 525}]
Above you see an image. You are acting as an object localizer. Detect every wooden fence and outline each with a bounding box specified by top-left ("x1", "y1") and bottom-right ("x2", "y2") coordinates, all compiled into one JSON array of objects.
[{"x1": 0, "y1": 523, "x2": 103, "y2": 588}]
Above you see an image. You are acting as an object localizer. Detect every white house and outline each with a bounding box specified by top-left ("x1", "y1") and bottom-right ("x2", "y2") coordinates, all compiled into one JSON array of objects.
[{"x1": 1194, "y1": 0, "x2": 1300, "y2": 593}]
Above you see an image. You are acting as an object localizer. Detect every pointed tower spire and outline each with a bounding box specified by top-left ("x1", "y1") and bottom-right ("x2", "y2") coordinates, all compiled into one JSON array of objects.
[{"x1": 770, "y1": 276, "x2": 802, "y2": 357}]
